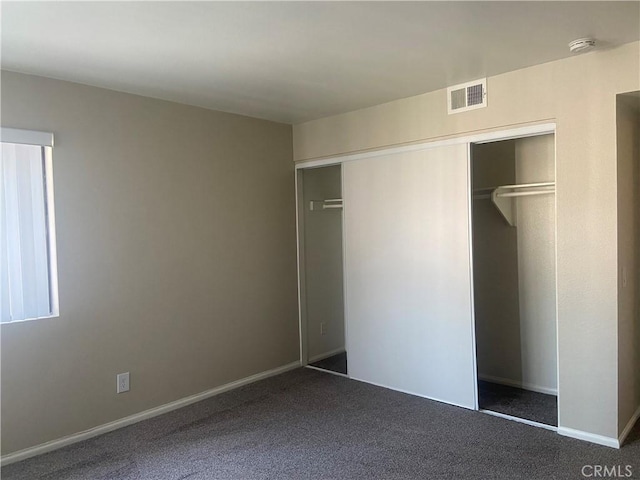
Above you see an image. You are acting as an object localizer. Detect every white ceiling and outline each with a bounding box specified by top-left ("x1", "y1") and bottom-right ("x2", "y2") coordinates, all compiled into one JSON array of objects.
[{"x1": 2, "y1": 2, "x2": 639, "y2": 124}]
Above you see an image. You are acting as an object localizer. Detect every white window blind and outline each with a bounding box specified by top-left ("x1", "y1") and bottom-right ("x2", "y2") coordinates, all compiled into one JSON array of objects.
[{"x1": 1, "y1": 129, "x2": 58, "y2": 323}]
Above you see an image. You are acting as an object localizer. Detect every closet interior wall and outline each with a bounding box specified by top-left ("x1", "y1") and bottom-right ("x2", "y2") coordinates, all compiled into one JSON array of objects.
[
  {"x1": 473, "y1": 134, "x2": 557, "y2": 395},
  {"x1": 299, "y1": 165, "x2": 345, "y2": 364}
]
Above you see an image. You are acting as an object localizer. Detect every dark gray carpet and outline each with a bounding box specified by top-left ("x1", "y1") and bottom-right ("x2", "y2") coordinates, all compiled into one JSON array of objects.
[
  {"x1": 3, "y1": 368, "x2": 640, "y2": 480},
  {"x1": 478, "y1": 380, "x2": 557, "y2": 426},
  {"x1": 309, "y1": 352, "x2": 347, "y2": 375}
]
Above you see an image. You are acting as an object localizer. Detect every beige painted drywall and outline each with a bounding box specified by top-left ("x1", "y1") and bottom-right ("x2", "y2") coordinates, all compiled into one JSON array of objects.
[
  {"x1": 0, "y1": 71, "x2": 298, "y2": 455},
  {"x1": 472, "y1": 141, "x2": 523, "y2": 385},
  {"x1": 617, "y1": 93, "x2": 640, "y2": 436},
  {"x1": 515, "y1": 135, "x2": 557, "y2": 393},
  {"x1": 301, "y1": 166, "x2": 345, "y2": 361},
  {"x1": 293, "y1": 41, "x2": 640, "y2": 439}
]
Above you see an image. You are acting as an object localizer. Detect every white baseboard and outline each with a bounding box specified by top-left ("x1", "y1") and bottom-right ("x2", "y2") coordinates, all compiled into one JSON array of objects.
[
  {"x1": 478, "y1": 374, "x2": 557, "y2": 396},
  {"x1": 0, "y1": 361, "x2": 301, "y2": 467},
  {"x1": 619, "y1": 404, "x2": 640, "y2": 446},
  {"x1": 308, "y1": 347, "x2": 345, "y2": 364},
  {"x1": 557, "y1": 427, "x2": 619, "y2": 449}
]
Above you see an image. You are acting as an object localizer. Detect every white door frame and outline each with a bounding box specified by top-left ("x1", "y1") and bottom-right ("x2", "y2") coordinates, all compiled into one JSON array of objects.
[
  {"x1": 468, "y1": 127, "x2": 559, "y2": 431},
  {"x1": 295, "y1": 164, "x2": 346, "y2": 375}
]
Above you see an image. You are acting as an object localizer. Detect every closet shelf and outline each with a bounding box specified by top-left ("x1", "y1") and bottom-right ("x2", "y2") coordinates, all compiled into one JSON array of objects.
[
  {"x1": 310, "y1": 198, "x2": 343, "y2": 211},
  {"x1": 474, "y1": 182, "x2": 555, "y2": 227}
]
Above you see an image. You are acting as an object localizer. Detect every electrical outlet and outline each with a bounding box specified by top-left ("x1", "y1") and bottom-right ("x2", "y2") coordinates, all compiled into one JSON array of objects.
[
  {"x1": 117, "y1": 372, "x2": 130, "y2": 393},
  {"x1": 320, "y1": 322, "x2": 326, "y2": 335}
]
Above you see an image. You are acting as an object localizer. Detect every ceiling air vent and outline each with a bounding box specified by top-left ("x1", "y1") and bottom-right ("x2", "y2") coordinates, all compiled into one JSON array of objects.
[{"x1": 447, "y1": 78, "x2": 487, "y2": 114}]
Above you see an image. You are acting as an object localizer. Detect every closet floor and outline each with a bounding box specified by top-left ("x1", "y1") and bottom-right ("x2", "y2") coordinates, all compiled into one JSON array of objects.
[
  {"x1": 309, "y1": 352, "x2": 347, "y2": 375},
  {"x1": 478, "y1": 380, "x2": 557, "y2": 426}
]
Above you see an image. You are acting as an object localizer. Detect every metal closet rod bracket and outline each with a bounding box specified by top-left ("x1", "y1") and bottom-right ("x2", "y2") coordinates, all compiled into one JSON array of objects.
[
  {"x1": 491, "y1": 182, "x2": 555, "y2": 226},
  {"x1": 479, "y1": 182, "x2": 555, "y2": 227},
  {"x1": 310, "y1": 198, "x2": 343, "y2": 211}
]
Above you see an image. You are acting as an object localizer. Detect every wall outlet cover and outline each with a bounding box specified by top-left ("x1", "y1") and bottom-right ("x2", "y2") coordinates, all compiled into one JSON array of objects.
[{"x1": 117, "y1": 372, "x2": 130, "y2": 393}]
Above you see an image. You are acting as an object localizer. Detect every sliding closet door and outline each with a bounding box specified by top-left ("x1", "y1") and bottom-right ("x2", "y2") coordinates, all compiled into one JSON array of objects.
[{"x1": 343, "y1": 144, "x2": 476, "y2": 409}]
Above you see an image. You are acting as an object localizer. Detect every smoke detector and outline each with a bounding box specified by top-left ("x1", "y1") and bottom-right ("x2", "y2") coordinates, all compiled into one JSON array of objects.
[{"x1": 569, "y1": 38, "x2": 596, "y2": 54}]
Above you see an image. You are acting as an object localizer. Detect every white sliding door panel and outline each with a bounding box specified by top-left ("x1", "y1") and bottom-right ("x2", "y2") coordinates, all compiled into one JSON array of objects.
[{"x1": 343, "y1": 144, "x2": 475, "y2": 409}]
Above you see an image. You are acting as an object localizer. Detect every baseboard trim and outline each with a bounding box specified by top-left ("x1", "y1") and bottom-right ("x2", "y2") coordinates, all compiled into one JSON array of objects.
[
  {"x1": 0, "y1": 360, "x2": 301, "y2": 466},
  {"x1": 478, "y1": 374, "x2": 557, "y2": 396},
  {"x1": 557, "y1": 427, "x2": 619, "y2": 449},
  {"x1": 308, "y1": 347, "x2": 345, "y2": 364},
  {"x1": 619, "y1": 404, "x2": 640, "y2": 447}
]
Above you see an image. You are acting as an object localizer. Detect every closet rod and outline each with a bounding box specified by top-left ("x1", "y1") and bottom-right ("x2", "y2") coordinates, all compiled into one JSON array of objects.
[
  {"x1": 496, "y1": 181, "x2": 555, "y2": 190},
  {"x1": 473, "y1": 182, "x2": 554, "y2": 193},
  {"x1": 495, "y1": 190, "x2": 554, "y2": 198},
  {"x1": 490, "y1": 182, "x2": 555, "y2": 226}
]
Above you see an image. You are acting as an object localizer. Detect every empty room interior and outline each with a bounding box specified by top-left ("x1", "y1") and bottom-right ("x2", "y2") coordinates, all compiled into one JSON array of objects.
[{"x1": 1, "y1": 2, "x2": 639, "y2": 479}]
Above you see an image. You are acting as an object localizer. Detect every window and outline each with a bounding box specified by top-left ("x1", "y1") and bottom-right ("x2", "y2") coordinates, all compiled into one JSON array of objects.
[{"x1": 1, "y1": 128, "x2": 58, "y2": 322}]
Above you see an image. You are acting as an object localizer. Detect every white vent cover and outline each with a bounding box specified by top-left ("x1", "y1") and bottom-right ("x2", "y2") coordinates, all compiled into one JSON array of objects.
[{"x1": 447, "y1": 78, "x2": 487, "y2": 114}]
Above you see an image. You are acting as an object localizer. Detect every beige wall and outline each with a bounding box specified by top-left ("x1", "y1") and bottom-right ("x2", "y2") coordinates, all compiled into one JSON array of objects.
[
  {"x1": 515, "y1": 135, "x2": 557, "y2": 393},
  {"x1": 0, "y1": 71, "x2": 298, "y2": 455},
  {"x1": 617, "y1": 92, "x2": 640, "y2": 435},
  {"x1": 294, "y1": 42, "x2": 640, "y2": 439},
  {"x1": 301, "y1": 166, "x2": 345, "y2": 360}
]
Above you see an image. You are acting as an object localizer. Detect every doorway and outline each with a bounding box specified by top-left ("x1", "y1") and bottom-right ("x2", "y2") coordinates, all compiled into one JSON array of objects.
[
  {"x1": 297, "y1": 164, "x2": 347, "y2": 375},
  {"x1": 471, "y1": 134, "x2": 558, "y2": 427}
]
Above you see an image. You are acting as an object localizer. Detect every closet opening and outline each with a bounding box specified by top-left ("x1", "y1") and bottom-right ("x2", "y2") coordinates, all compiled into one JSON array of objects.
[
  {"x1": 296, "y1": 164, "x2": 347, "y2": 376},
  {"x1": 471, "y1": 134, "x2": 558, "y2": 428}
]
